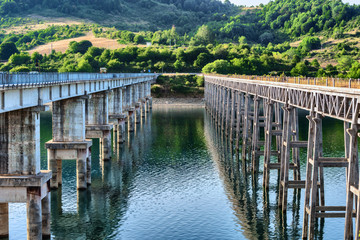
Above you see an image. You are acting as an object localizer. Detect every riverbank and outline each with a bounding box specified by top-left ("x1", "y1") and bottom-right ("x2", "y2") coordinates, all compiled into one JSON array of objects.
[{"x1": 152, "y1": 98, "x2": 205, "y2": 107}]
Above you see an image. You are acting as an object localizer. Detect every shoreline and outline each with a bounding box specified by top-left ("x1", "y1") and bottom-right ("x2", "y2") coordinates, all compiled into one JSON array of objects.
[{"x1": 152, "y1": 98, "x2": 205, "y2": 107}]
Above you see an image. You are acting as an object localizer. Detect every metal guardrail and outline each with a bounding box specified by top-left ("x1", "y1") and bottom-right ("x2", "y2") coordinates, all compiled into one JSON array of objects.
[{"x1": 0, "y1": 72, "x2": 157, "y2": 88}]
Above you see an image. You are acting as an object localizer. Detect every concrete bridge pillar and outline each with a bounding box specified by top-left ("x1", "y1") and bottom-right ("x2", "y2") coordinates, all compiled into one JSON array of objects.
[
  {"x1": 46, "y1": 98, "x2": 92, "y2": 190},
  {"x1": 140, "y1": 83, "x2": 146, "y2": 118},
  {"x1": 0, "y1": 107, "x2": 52, "y2": 239},
  {"x1": 134, "y1": 84, "x2": 141, "y2": 124},
  {"x1": 126, "y1": 86, "x2": 135, "y2": 132},
  {"x1": 145, "y1": 82, "x2": 152, "y2": 111},
  {"x1": 85, "y1": 91, "x2": 113, "y2": 161},
  {"x1": 109, "y1": 88, "x2": 127, "y2": 144}
]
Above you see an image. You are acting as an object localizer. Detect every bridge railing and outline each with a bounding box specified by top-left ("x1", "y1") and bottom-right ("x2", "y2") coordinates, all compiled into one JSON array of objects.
[
  {"x1": 0, "y1": 72, "x2": 156, "y2": 88},
  {"x1": 208, "y1": 74, "x2": 360, "y2": 89}
]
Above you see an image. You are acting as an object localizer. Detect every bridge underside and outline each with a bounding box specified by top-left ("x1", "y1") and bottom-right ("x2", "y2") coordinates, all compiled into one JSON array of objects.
[{"x1": 205, "y1": 75, "x2": 360, "y2": 239}]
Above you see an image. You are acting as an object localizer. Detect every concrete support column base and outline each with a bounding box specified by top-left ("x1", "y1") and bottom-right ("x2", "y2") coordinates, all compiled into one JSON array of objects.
[
  {"x1": 0, "y1": 171, "x2": 52, "y2": 239},
  {"x1": 86, "y1": 125, "x2": 113, "y2": 161},
  {"x1": 145, "y1": 100, "x2": 150, "y2": 113},
  {"x1": 41, "y1": 193, "x2": 51, "y2": 239},
  {"x1": 128, "y1": 109, "x2": 135, "y2": 132},
  {"x1": 0, "y1": 203, "x2": 9, "y2": 238},
  {"x1": 77, "y1": 149, "x2": 87, "y2": 190},
  {"x1": 135, "y1": 103, "x2": 141, "y2": 124},
  {"x1": 101, "y1": 130, "x2": 112, "y2": 161},
  {"x1": 45, "y1": 140, "x2": 92, "y2": 190},
  {"x1": 27, "y1": 188, "x2": 42, "y2": 240},
  {"x1": 117, "y1": 120, "x2": 126, "y2": 144},
  {"x1": 148, "y1": 97, "x2": 153, "y2": 109},
  {"x1": 140, "y1": 99, "x2": 146, "y2": 118},
  {"x1": 87, "y1": 147, "x2": 92, "y2": 185}
]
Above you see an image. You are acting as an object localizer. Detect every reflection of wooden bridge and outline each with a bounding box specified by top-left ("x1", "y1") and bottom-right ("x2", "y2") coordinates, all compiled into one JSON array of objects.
[{"x1": 204, "y1": 75, "x2": 360, "y2": 239}]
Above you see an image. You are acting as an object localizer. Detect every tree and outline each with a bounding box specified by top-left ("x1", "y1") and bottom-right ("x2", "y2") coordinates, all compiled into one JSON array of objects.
[
  {"x1": 193, "y1": 52, "x2": 212, "y2": 68},
  {"x1": 76, "y1": 59, "x2": 93, "y2": 72},
  {"x1": 259, "y1": 32, "x2": 274, "y2": 45},
  {"x1": 134, "y1": 35, "x2": 145, "y2": 44},
  {"x1": 9, "y1": 52, "x2": 31, "y2": 66},
  {"x1": 299, "y1": 37, "x2": 321, "y2": 54},
  {"x1": 69, "y1": 40, "x2": 93, "y2": 54},
  {"x1": 0, "y1": 42, "x2": 19, "y2": 60},
  {"x1": 202, "y1": 60, "x2": 231, "y2": 74},
  {"x1": 194, "y1": 25, "x2": 215, "y2": 45},
  {"x1": 10, "y1": 66, "x2": 30, "y2": 72},
  {"x1": 291, "y1": 62, "x2": 309, "y2": 76}
]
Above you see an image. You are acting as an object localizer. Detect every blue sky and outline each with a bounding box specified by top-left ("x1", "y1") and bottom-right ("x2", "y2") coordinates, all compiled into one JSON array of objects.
[{"x1": 229, "y1": 0, "x2": 359, "y2": 6}]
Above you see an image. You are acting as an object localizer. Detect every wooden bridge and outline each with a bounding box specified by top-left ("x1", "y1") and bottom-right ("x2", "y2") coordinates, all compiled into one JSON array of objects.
[
  {"x1": 204, "y1": 75, "x2": 360, "y2": 239},
  {"x1": 0, "y1": 72, "x2": 155, "y2": 239}
]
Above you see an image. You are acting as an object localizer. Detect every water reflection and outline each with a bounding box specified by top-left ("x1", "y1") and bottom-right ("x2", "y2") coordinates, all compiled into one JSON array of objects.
[
  {"x1": 203, "y1": 110, "x2": 348, "y2": 240},
  {"x1": 6, "y1": 107, "x2": 345, "y2": 239}
]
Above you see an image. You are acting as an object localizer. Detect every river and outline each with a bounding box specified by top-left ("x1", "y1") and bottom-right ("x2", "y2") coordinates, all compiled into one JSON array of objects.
[{"x1": 6, "y1": 106, "x2": 347, "y2": 239}]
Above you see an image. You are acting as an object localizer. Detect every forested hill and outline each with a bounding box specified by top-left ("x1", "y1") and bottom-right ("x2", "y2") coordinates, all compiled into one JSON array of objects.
[
  {"x1": 0, "y1": 0, "x2": 235, "y2": 33},
  {"x1": 209, "y1": 0, "x2": 360, "y2": 44}
]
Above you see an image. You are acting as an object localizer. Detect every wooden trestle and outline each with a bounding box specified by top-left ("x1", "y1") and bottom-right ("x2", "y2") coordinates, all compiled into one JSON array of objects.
[{"x1": 204, "y1": 75, "x2": 360, "y2": 239}]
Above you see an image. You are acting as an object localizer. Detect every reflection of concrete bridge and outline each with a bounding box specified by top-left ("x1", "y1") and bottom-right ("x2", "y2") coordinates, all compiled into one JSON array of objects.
[
  {"x1": 205, "y1": 75, "x2": 360, "y2": 239},
  {"x1": 0, "y1": 72, "x2": 155, "y2": 239}
]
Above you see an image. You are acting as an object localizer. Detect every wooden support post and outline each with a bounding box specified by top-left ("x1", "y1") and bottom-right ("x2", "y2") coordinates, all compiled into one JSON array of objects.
[
  {"x1": 230, "y1": 90, "x2": 236, "y2": 142},
  {"x1": 302, "y1": 112, "x2": 323, "y2": 239},
  {"x1": 251, "y1": 96, "x2": 261, "y2": 173},
  {"x1": 235, "y1": 92, "x2": 243, "y2": 151},
  {"x1": 263, "y1": 99, "x2": 274, "y2": 189},
  {"x1": 225, "y1": 89, "x2": 231, "y2": 133},
  {"x1": 242, "y1": 94, "x2": 251, "y2": 160},
  {"x1": 0, "y1": 203, "x2": 8, "y2": 238},
  {"x1": 278, "y1": 105, "x2": 292, "y2": 209},
  {"x1": 344, "y1": 102, "x2": 360, "y2": 239}
]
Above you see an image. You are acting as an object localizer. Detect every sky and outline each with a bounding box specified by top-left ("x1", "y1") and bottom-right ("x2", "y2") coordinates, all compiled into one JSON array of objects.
[{"x1": 229, "y1": 0, "x2": 359, "y2": 6}]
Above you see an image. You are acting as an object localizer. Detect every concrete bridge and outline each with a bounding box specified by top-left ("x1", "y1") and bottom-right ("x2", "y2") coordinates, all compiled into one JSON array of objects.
[
  {"x1": 0, "y1": 72, "x2": 155, "y2": 239},
  {"x1": 204, "y1": 75, "x2": 360, "y2": 239}
]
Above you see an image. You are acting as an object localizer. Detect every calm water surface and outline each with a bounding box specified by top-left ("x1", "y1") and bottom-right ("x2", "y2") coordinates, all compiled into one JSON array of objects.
[{"x1": 7, "y1": 107, "x2": 348, "y2": 239}]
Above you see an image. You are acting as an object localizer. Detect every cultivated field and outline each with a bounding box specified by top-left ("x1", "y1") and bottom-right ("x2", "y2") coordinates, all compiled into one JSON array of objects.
[{"x1": 27, "y1": 32, "x2": 146, "y2": 55}]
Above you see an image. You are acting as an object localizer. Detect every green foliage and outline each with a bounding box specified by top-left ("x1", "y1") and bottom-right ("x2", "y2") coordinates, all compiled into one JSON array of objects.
[
  {"x1": 9, "y1": 52, "x2": 30, "y2": 65},
  {"x1": 9, "y1": 65, "x2": 30, "y2": 72},
  {"x1": 0, "y1": 0, "x2": 235, "y2": 34},
  {"x1": 196, "y1": 76, "x2": 204, "y2": 87},
  {"x1": 291, "y1": 62, "x2": 309, "y2": 76},
  {"x1": 202, "y1": 60, "x2": 231, "y2": 74},
  {"x1": 192, "y1": 25, "x2": 215, "y2": 45},
  {"x1": 69, "y1": 40, "x2": 93, "y2": 54},
  {"x1": 299, "y1": 37, "x2": 321, "y2": 54},
  {"x1": 0, "y1": 41, "x2": 18, "y2": 60}
]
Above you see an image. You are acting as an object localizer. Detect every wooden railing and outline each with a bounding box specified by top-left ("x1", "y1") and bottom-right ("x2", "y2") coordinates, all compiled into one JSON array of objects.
[{"x1": 208, "y1": 74, "x2": 360, "y2": 89}]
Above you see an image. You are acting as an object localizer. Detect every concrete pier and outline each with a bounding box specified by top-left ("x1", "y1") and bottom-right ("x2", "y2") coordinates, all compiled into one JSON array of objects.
[
  {"x1": 128, "y1": 109, "x2": 135, "y2": 132},
  {"x1": 0, "y1": 106, "x2": 52, "y2": 240},
  {"x1": 0, "y1": 72, "x2": 155, "y2": 239},
  {"x1": 46, "y1": 98, "x2": 92, "y2": 189},
  {"x1": 135, "y1": 103, "x2": 141, "y2": 124},
  {"x1": 86, "y1": 92, "x2": 113, "y2": 161}
]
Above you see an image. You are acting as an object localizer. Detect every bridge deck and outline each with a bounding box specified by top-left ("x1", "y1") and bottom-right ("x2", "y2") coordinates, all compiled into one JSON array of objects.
[{"x1": 206, "y1": 75, "x2": 360, "y2": 123}]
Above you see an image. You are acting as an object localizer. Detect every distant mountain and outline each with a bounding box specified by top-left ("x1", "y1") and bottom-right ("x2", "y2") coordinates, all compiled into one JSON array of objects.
[{"x1": 0, "y1": 0, "x2": 236, "y2": 33}]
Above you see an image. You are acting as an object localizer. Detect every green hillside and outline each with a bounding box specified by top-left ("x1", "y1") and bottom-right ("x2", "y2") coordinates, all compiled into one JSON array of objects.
[{"x1": 0, "y1": 0, "x2": 235, "y2": 33}]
